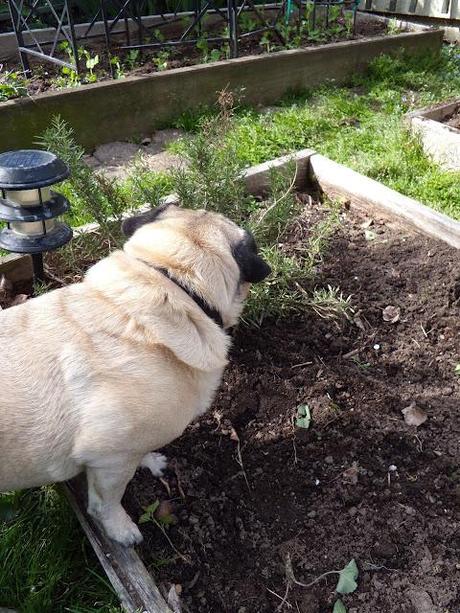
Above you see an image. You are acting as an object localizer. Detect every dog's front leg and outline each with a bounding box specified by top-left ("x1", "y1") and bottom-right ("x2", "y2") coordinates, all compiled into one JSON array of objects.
[{"x1": 86, "y1": 457, "x2": 143, "y2": 546}]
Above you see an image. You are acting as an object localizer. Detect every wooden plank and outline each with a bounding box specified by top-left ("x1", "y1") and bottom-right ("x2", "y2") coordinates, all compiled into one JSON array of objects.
[
  {"x1": 62, "y1": 478, "x2": 173, "y2": 613},
  {"x1": 242, "y1": 149, "x2": 315, "y2": 195},
  {"x1": 0, "y1": 254, "x2": 33, "y2": 284},
  {"x1": 309, "y1": 153, "x2": 460, "y2": 249}
]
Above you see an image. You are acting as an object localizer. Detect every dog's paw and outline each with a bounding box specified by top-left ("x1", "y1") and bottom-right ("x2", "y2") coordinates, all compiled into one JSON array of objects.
[
  {"x1": 141, "y1": 452, "x2": 167, "y2": 478},
  {"x1": 103, "y1": 512, "x2": 143, "y2": 547}
]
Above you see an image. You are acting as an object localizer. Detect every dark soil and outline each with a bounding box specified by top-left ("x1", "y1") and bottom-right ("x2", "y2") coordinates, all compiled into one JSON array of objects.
[
  {"x1": 443, "y1": 106, "x2": 460, "y2": 131},
  {"x1": 4, "y1": 15, "x2": 387, "y2": 98},
  {"x1": 123, "y1": 201, "x2": 460, "y2": 613}
]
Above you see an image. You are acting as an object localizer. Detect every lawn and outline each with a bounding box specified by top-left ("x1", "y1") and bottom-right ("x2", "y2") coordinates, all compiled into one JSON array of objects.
[
  {"x1": 1, "y1": 44, "x2": 460, "y2": 612},
  {"x1": 177, "y1": 45, "x2": 460, "y2": 219}
]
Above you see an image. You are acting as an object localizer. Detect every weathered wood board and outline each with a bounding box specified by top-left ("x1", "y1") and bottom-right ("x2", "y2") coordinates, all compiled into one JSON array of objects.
[{"x1": 63, "y1": 478, "x2": 173, "y2": 613}]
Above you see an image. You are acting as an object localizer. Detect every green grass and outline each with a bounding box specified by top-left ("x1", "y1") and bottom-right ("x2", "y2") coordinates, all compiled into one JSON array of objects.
[
  {"x1": 0, "y1": 488, "x2": 120, "y2": 612},
  {"x1": 174, "y1": 46, "x2": 460, "y2": 219}
]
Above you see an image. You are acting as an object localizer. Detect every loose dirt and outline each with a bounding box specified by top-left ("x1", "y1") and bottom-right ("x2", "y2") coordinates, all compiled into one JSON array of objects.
[{"x1": 124, "y1": 200, "x2": 460, "y2": 613}]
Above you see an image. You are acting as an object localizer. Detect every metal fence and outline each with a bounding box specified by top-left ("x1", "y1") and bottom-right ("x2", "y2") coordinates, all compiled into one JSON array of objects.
[{"x1": 7, "y1": 0, "x2": 360, "y2": 76}]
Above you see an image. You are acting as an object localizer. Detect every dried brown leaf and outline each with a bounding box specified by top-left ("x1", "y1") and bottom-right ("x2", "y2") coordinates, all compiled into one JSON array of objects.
[
  {"x1": 382, "y1": 305, "x2": 400, "y2": 323},
  {"x1": 402, "y1": 402, "x2": 428, "y2": 427}
]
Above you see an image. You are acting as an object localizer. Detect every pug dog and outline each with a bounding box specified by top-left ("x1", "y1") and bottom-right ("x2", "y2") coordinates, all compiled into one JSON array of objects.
[{"x1": 0, "y1": 203, "x2": 270, "y2": 546}]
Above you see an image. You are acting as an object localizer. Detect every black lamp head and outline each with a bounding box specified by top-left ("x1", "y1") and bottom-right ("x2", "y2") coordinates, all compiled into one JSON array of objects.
[{"x1": 0, "y1": 150, "x2": 70, "y2": 190}]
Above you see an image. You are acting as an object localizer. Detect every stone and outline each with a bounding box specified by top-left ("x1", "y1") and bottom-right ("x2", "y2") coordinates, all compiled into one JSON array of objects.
[
  {"x1": 407, "y1": 589, "x2": 437, "y2": 613},
  {"x1": 141, "y1": 151, "x2": 184, "y2": 173},
  {"x1": 148, "y1": 129, "x2": 185, "y2": 153},
  {"x1": 92, "y1": 141, "x2": 141, "y2": 165}
]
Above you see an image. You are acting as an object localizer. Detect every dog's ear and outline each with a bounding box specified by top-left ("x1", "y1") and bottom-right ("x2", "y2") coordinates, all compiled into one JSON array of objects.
[
  {"x1": 232, "y1": 232, "x2": 271, "y2": 283},
  {"x1": 122, "y1": 203, "x2": 172, "y2": 237}
]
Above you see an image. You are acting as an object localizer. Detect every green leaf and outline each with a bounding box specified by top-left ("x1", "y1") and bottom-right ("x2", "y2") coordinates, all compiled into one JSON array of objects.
[
  {"x1": 138, "y1": 512, "x2": 150, "y2": 524},
  {"x1": 333, "y1": 600, "x2": 347, "y2": 613},
  {"x1": 139, "y1": 500, "x2": 160, "y2": 524},
  {"x1": 455, "y1": 363, "x2": 460, "y2": 376},
  {"x1": 296, "y1": 404, "x2": 311, "y2": 429},
  {"x1": 336, "y1": 559, "x2": 359, "y2": 594}
]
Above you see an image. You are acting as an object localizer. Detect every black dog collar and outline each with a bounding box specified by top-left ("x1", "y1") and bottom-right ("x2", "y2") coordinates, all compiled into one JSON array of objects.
[{"x1": 155, "y1": 267, "x2": 224, "y2": 329}]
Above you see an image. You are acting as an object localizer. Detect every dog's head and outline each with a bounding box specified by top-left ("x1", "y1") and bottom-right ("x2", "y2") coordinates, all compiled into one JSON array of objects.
[{"x1": 122, "y1": 203, "x2": 270, "y2": 329}]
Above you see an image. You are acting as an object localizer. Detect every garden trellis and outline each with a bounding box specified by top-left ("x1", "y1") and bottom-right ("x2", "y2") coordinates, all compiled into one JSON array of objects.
[{"x1": 6, "y1": 0, "x2": 360, "y2": 76}]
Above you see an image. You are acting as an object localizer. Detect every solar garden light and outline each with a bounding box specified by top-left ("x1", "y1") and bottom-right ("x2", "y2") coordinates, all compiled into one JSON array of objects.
[{"x1": 0, "y1": 150, "x2": 72, "y2": 282}]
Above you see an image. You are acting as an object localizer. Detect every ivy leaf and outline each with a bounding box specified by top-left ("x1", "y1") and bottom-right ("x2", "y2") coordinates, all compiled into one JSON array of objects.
[
  {"x1": 333, "y1": 600, "x2": 347, "y2": 613},
  {"x1": 336, "y1": 559, "x2": 358, "y2": 594},
  {"x1": 295, "y1": 404, "x2": 311, "y2": 429}
]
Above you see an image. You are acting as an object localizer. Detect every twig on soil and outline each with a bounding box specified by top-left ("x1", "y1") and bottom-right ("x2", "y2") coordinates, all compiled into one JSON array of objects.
[
  {"x1": 265, "y1": 584, "x2": 292, "y2": 610},
  {"x1": 290, "y1": 361, "x2": 313, "y2": 369},
  {"x1": 286, "y1": 554, "x2": 338, "y2": 589},
  {"x1": 291, "y1": 415, "x2": 298, "y2": 466},
  {"x1": 230, "y1": 427, "x2": 251, "y2": 492},
  {"x1": 44, "y1": 266, "x2": 67, "y2": 286},
  {"x1": 160, "y1": 477, "x2": 172, "y2": 497},
  {"x1": 256, "y1": 163, "x2": 298, "y2": 228},
  {"x1": 154, "y1": 518, "x2": 190, "y2": 564}
]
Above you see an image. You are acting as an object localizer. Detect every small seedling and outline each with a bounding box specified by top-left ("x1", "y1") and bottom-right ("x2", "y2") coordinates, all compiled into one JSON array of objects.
[
  {"x1": 296, "y1": 404, "x2": 311, "y2": 429},
  {"x1": 336, "y1": 559, "x2": 359, "y2": 594},
  {"x1": 139, "y1": 500, "x2": 175, "y2": 526},
  {"x1": 333, "y1": 599, "x2": 347, "y2": 613},
  {"x1": 0, "y1": 63, "x2": 27, "y2": 101},
  {"x1": 153, "y1": 50, "x2": 170, "y2": 72},
  {"x1": 455, "y1": 364, "x2": 460, "y2": 376}
]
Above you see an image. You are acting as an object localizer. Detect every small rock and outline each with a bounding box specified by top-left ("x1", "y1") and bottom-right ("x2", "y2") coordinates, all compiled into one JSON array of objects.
[
  {"x1": 407, "y1": 589, "x2": 436, "y2": 613},
  {"x1": 93, "y1": 141, "x2": 140, "y2": 165},
  {"x1": 382, "y1": 305, "x2": 401, "y2": 323},
  {"x1": 307, "y1": 510, "x2": 317, "y2": 519},
  {"x1": 325, "y1": 455, "x2": 334, "y2": 465}
]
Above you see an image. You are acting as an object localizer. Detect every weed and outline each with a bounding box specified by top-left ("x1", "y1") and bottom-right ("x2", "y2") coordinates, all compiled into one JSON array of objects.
[
  {"x1": 387, "y1": 18, "x2": 400, "y2": 35},
  {"x1": 153, "y1": 50, "x2": 171, "y2": 71},
  {"x1": 306, "y1": 285, "x2": 353, "y2": 321},
  {"x1": 124, "y1": 49, "x2": 140, "y2": 71},
  {"x1": 110, "y1": 55, "x2": 124, "y2": 79},
  {"x1": 0, "y1": 63, "x2": 27, "y2": 101}
]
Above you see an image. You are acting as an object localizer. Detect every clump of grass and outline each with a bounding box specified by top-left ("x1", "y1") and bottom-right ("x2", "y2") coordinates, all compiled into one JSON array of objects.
[
  {"x1": 122, "y1": 158, "x2": 173, "y2": 210},
  {"x1": 0, "y1": 487, "x2": 119, "y2": 612}
]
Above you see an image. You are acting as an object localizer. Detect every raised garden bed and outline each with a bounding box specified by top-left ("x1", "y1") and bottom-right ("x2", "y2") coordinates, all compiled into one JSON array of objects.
[
  {"x1": 0, "y1": 24, "x2": 442, "y2": 152},
  {"x1": 408, "y1": 99, "x2": 460, "y2": 171},
  {"x1": 1, "y1": 150, "x2": 460, "y2": 612},
  {"x1": 3, "y1": 13, "x2": 388, "y2": 98}
]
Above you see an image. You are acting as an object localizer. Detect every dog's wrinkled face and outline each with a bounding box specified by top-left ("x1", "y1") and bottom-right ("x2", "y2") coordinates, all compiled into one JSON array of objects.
[{"x1": 122, "y1": 203, "x2": 271, "y2": 327}]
